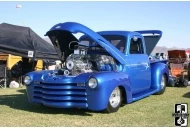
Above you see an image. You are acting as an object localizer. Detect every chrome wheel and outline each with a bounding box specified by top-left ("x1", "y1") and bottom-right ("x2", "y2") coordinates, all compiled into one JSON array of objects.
[{"x1": 109, "y1": 87, "x2": 121, "y2": 108}]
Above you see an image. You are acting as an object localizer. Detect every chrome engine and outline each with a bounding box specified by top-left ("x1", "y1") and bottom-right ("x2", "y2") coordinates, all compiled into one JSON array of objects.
[
  {"x1": 51, "y1": 41, "x2": 117, "y2": 76},
  {"x1": 64, "y1": 54, "x2": 93, "y2": 76},
  {"x1": 62, "y1": 53, "x2": 117, "y2": 76}
]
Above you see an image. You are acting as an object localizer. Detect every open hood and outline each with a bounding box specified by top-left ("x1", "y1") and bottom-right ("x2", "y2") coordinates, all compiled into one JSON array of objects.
[
  {"x1": 45, "y1": 22, "x2": 126, "y2": 64},
  {"x1": 135, "y1": 30, "x2": 162, "y2": 56},
  {"x1": 168, "y1": 50, "x2": 186, "y2": 58}
]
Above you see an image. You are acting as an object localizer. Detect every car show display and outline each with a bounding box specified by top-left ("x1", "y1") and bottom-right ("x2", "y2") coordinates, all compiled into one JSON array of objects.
[
  {"x1": 24, "y1": 22, "x2": 169, "y2": 113},
  {"x1": 167, "y1": 50, "x2": 189, "y2": 87}
]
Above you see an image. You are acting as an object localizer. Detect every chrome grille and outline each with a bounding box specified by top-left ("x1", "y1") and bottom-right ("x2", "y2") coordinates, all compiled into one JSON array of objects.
[{"x1": 32, "y1": 83, "x2": 88, "y2": 108}]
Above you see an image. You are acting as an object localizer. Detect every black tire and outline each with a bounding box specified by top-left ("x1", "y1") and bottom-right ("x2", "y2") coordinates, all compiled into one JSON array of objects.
[
  {"x1": 155, "y1": 75, "x2": 166, "y2": 95},
  {"x1": 183, "y1": 79, "x2": 188, "y2": 87},
  {"x1": 188, "y1": 71, "x2": 190, "y2": 81},
  {"x1": 169, "y1": 79, "x2": 175, "y2": 87},
  {"x1": 104, "y1": 87, "x2": 122, "y2": 113}
]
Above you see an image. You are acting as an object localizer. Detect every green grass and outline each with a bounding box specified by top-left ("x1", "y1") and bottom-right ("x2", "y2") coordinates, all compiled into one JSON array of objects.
[{"x1": 0, "y1": 86, "x2": 190, "y2": 127}]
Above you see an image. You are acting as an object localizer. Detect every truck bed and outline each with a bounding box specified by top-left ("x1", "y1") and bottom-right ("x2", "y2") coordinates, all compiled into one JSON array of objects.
[{"x1": 150, "y1": 59, "x2": 168, "y2": 64}]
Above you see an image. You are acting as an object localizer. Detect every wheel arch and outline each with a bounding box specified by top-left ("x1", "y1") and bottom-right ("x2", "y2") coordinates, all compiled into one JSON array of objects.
[
  {"x1": 163, "y1": 72, "x2": 168, "y2": 83},
  {"x1": 118, "y1": 86, "x2": 126, "y2": 104},
  {"x1": 150, "y1": 62, "x2": 169, "y2": 90},
  {"x1": 118, "y1": 84, "x2": 133, "y2": 104}
]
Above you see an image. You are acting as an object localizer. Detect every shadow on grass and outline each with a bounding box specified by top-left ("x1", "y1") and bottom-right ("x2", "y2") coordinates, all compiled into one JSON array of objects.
[
  {"x1": 0, "y1": 89, "x2": 94, "y2": 116},
  {"x1": 183, "y1": 91, "x2": 190, "y2": 98},
  {"x1": 17, "y1": 89, "x2": 26, "y2": 94},
  {"x1": 166, "y1": 86, "x2": 187, "y2": 88}
]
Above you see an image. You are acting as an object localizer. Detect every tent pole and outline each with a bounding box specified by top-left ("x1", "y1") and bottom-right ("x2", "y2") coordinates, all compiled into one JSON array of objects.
[
  {"x1": 4, "y1": 67, "x2": 7, "y2": 89},
  {"x1": 31, "y1": 50, "x2": 37, "y2": 71}
]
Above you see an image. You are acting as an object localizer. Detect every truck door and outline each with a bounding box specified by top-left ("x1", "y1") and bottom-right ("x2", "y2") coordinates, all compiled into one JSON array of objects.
[{"x1": 128, "y1": 36, "x2": 151, "y2": 95}]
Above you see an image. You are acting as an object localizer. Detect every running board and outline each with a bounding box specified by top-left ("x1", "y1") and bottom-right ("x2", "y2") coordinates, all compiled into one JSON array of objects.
[{"x1": 132, "y1": 89, "x2": 159, "y2": 102}]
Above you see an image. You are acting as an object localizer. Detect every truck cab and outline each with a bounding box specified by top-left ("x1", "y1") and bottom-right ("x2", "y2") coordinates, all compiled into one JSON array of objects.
[{"x1": 24, "y1": 22, "x2": 169, "y2": 113}]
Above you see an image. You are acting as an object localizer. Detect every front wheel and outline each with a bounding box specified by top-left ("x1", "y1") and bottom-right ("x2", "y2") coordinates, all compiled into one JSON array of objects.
[
  {"x1": 104, "y1": 87, "x2": 122, "y2": 113},
  {"x1": 155, "y1": 75, "x2": 166, "y2": 95},
  {"x1": 170, "y1": 79, "x2": 175, "y2": 87}
]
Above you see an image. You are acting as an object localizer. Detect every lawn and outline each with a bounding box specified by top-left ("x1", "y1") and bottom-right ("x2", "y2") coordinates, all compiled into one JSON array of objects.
[{"x1": 0, "y1": 86, "x2": 190, "y2": 127}]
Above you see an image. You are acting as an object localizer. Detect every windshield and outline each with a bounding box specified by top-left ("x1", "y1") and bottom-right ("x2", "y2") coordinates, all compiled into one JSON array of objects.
[{"x1": 80, "y1": 35, "x2": 126, "y2": 53}]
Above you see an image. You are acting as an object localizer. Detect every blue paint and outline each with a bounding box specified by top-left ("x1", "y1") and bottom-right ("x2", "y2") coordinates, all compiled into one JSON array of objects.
[{"x1": 25, "y1": 22, "x2": 169, "y2": 112}]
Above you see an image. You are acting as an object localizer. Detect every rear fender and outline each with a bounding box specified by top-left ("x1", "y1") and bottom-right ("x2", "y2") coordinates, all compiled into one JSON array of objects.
[{"x1": 150, "y1": 63, "x2": 169, "y2": 90}]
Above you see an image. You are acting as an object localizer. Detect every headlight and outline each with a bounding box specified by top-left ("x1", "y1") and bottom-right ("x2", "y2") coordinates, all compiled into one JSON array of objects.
[
  {"x1": 24, "y1": 76, "x2": 32, "y2": 85},
  {"x1": 88, "y1": 78, "x2": 98, "y2": 88}
]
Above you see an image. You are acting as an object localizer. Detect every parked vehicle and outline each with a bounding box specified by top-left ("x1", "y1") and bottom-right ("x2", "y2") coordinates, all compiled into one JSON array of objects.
[
  {"x1": 24, "y1": 22, "x2": 169, "y2": 113},
  {"x1": 167, "y1": 50, "x2": 189, "y2": 87}
]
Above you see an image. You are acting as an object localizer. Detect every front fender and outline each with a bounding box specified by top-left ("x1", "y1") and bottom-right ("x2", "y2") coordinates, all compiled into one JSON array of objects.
[
  {"x1": 25, "y1": 70, "x2": 53, "y2": 103},
  {"x1": 150, "y1": 63, "x2": 169, "y2": 90},
  {"x1": 86, "y1": 72, "x2": 132, "y2": 111}
]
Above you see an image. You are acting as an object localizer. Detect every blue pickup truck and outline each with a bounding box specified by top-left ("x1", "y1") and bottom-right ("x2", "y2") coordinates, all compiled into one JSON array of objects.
[{"x1": 24, "y1": 22, "x2": 169, "y2": 113}]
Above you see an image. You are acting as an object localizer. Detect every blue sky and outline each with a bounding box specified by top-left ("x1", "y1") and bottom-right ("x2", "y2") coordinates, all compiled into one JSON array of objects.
[{"x1": 0, "y1": 1, "x2": 190, "y2": 48}]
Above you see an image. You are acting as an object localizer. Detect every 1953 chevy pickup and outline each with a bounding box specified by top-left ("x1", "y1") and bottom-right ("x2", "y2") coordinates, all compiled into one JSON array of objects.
[{"x1": 24, "y1": 22, "x2": 169, "y2": 113}]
